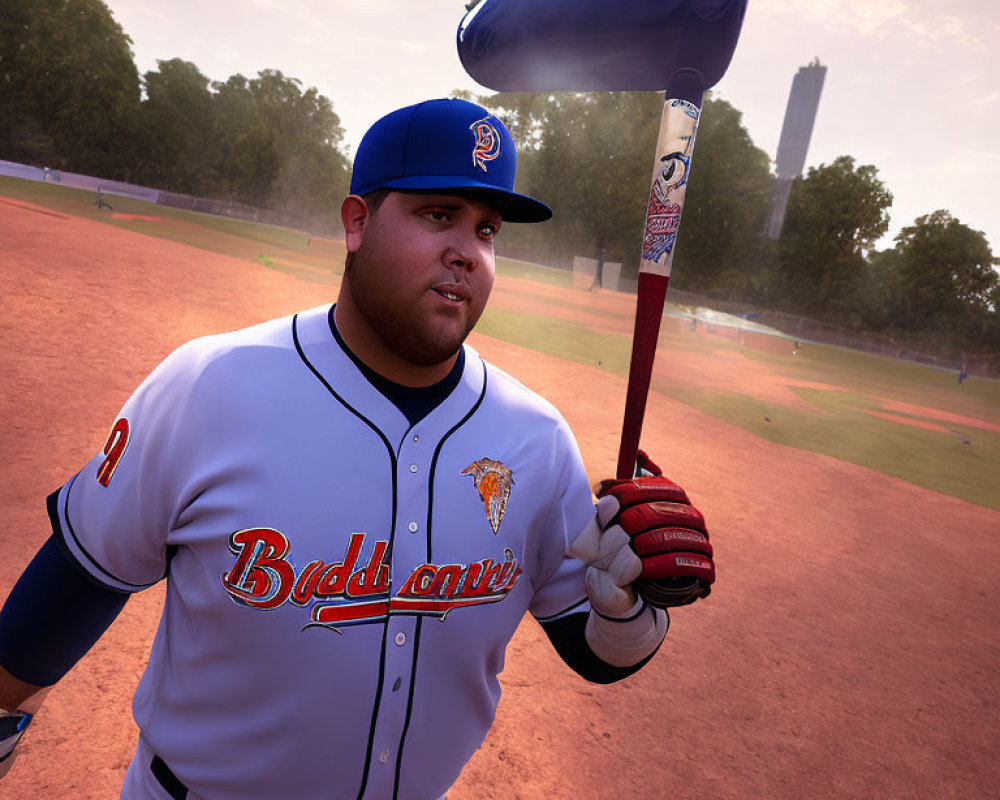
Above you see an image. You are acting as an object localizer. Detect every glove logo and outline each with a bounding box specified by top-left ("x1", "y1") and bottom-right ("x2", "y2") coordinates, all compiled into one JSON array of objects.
[
  {"x1": 462, "y1": 458, "x2": 514, "y2": 535},
  {"x1": 470, "y1": 118, "x2": 501, "y2": 172}
]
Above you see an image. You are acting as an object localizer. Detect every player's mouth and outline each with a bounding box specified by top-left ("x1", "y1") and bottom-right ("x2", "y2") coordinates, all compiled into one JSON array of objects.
[{"x1": 432, "y1": 284, "x2": 468, "y2": 304}]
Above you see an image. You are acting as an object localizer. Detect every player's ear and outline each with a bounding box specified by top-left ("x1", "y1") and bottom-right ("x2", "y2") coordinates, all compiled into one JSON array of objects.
[{"x1": 341, "y1": 195, "x2": 370, "y2": 253}]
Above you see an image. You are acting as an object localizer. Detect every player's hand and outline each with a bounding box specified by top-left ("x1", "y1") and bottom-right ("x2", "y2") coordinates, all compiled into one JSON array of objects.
[
  {"x1": 568, "y1": 492, "x2": 640, "y2": 617},
  {"x1": 570, "y1": 451, "x2": 715, "y2": 611}
]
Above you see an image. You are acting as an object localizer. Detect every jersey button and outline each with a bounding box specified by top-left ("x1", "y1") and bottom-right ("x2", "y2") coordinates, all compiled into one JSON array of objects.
[
  {"x1": 379, "y1": 749, "x2": 389, "y2": 763},
  {"x1": 392, "y1": 677, "x2": 402, "y2": 692},
  {"x1": 413, "y1": 434, "x2": 420, "y2": 443},
  {"x1": 408, "y1": 521, "x2": 418, "y2": 533},
  {"x1": 395, "y1": 632, "x2": 406, "y2": 646},
  {"x1": 409, "y1": 463, "x2": 418, "y2": 473}
]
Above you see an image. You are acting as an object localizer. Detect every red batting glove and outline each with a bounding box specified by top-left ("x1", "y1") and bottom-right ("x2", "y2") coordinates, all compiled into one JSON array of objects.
[{"x1": 596, "y1": 451, "x2": 715, "y2": 608}]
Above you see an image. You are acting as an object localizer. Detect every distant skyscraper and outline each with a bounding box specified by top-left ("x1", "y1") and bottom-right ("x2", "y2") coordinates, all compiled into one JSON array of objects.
[{"x1": 766, "y1": 58, "x2": 827, "y2": 240}]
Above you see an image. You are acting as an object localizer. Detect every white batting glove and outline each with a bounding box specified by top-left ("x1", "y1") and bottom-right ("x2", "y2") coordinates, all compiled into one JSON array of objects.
[
  {"x1": 568, "y1": 495, "x2": 643, "y2": 618},
  {"x1": 569, "y1": 496, "x2": 668, "y2": 668}
]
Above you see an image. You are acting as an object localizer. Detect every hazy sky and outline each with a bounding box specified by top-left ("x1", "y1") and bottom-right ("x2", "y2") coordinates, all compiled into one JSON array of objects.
[{"x1": 103, "y1": 0, "x2": 999, "y2": 253}]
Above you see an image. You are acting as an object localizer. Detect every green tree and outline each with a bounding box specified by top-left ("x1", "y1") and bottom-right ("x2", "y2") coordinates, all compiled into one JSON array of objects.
[
  {"x1": 469, "y1": 91, "x2": 773, "y2": 286},
  {"x1": 873, "y1": 210, "x2": 999, "y2": 351},
  {"x1": 671, "y1": 96, "x2": 774, "y2": 295},
  {"x1": 138, "y1": 59, "x2": 214, "y2": 194},
  {"x1": 778, "y1": 156, "x2": 892, "y2": 319},
  {"x1": 211, "y1": 74, "x2": 279, "y2": 204},
  {"x1": 210, "y1": 70, "x2": 349, "y2": 217},
  {"x1": 249, "y1": 70, "x2": 349, "y2": 218},
  {"x1": 0, "y1": 0, "x2": 141, "y2": 177},
  {"x1": 476, "y1": 90, "x2": 661, "y2": 269}
]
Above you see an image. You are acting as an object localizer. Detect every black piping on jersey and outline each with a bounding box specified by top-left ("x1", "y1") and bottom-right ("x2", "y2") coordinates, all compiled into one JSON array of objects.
[
  {"x1": 48, "y1": 475, "x2": 155, "y2": 592},
  {"x1": 534, "y1": 595, "x2": 589, "y2": 624},
  {"x1": 392, "y1": 359, "x2": 489, "y2": 800},
  {"x1": 291, "y1": 313, "x2": 398, "y2": 800}
]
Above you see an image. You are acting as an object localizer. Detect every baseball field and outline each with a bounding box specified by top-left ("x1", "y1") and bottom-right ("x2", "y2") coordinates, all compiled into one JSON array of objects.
[{"x1": 1, "y1": 177, "x2": 998, "y2": 799}]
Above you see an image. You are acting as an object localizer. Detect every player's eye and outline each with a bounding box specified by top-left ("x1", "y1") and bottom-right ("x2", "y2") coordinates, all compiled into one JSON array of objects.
[
  {"x1": 428, "y1": 210, "x2": 450, "y2": 222},
  {"x1": 479, "y1": 223, "x2": 498, "y2": 240}
]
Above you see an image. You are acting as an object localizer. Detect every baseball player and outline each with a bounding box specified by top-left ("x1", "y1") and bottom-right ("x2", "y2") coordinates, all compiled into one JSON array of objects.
[{"x1": 0, "y1": 98, "x2": 715, "y2": 799}]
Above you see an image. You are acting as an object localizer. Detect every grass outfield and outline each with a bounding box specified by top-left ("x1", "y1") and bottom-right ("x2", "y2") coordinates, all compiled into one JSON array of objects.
[
  {"x1": 0, "y1": 176, "x2": 567, "y2": 288},
  {"x1": 476, "y1": 307, "x2": 1000, "y2": 511},
  {"x1": 5, "y1": 175, "x2": 998, "y2": 510},
  {"x1": 0, "y1": 176, "x2": 310, "y2": 249}
]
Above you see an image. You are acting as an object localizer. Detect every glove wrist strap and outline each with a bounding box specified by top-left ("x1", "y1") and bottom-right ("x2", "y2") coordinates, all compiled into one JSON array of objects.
[
  {"x1": 592, "y1": 597, "x2": 646, "y2": 623},
  {"x1": 585, "y1": 605, "x2": 668, "y2": 668}
]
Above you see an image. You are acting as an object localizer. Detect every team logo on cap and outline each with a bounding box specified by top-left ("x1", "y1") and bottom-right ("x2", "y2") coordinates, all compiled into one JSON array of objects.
[
  {"x1": 462, "y1": 458, "x2": 514, "y2": 534},
  {"x1": 470, "y1": 118, "x2": 501, "y2": 172}
]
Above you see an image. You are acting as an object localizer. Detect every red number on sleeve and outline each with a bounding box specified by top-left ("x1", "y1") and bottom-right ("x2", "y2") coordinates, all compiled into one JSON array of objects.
[{"x1": 97, "y1": 418, "x2": 130, "y2": 487}]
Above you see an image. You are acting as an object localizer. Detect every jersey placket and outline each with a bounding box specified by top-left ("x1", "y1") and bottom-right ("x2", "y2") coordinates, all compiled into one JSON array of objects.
[{"x1": 359, "y1": 433, "x2": 428, "y2": 798}]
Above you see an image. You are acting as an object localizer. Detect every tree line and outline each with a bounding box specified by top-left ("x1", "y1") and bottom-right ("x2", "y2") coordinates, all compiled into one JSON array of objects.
[
  {"x1": 0, "y1": 0, "x2": 349, "y2": 220},
  {"x1": 464, "y1": 91, "x2": 999, "y2": 360},
  {"x1": 2, "y1": 1, "x2": 996, "y2": 359}
]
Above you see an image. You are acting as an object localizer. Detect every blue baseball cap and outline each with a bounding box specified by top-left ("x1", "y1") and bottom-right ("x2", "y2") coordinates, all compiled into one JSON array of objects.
[{"x1": 350, "y1": 98, "x2": 551, "y2": 223}]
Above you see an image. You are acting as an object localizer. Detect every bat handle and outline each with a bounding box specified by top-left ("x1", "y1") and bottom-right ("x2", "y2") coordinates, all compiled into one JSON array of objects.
[{"x1": 616, "y1": 272, "x2": 669, "y2": 479}]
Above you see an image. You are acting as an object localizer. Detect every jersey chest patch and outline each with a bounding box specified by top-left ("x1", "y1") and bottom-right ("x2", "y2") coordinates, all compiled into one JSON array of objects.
[
  {"x1": 220, "y1": 528, "x2": 522, "y2": 631},
  {"x1": 461, "y1": 457, "x2": 514, "y2": 535}
]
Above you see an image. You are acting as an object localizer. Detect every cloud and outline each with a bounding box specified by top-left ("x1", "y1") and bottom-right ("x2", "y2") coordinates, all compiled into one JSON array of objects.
[
  {"x1": 121, "y1": 6, "x2": 171, "y2": 23},
  {"x1": 758, "y1": 0, "x2": 989, "y2": 46}
]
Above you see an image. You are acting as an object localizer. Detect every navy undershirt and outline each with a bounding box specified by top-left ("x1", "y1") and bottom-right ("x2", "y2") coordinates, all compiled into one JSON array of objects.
[
  {"x1": 0, "y1": 530, "x2": 129, "y2": 686},
  {"x1": 0, "y1": 314, "x2": 650, "y2": 687},
  {"x1": 328, "y1": 306, "x2": 465, "y2": 427}
]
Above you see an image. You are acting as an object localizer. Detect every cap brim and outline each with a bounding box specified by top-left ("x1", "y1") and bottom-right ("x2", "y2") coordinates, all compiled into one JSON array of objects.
[{"x1": 375, "y1": 176, "x2": 552, "y2": 223}]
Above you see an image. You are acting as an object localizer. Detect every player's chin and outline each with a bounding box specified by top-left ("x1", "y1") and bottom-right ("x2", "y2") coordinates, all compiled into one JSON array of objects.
[
  {"x1": 397, "y1": 334, "x2": 464, "y2": 367},
  {"x1": 390, "y1": 316, "x2": 469, "y2": 366},
  {"x1": 427, "y1": 293, "x2": 483, "y2": 331}
]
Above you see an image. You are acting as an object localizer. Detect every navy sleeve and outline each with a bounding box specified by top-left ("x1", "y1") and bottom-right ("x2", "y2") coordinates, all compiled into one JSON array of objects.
[
  {"x1": 539, "y1": 611, "x2": 660, "y2": 684},
  {"x1": 0, "y1": 533, "x2": 129, "y2": 686}
]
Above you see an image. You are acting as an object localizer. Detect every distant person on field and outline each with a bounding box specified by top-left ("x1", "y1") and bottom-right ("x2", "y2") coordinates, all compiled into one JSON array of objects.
[
  {"x1": 588, "y1": 247, "x2": 605, "y2": 291},
  {"x1": 95, "y1": 186, "x2": 113, "y2": 212}
]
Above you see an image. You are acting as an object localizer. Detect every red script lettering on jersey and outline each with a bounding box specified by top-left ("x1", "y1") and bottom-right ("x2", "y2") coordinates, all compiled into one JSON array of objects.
[{"x1": 221, "y1": 528, "x2": 522, "y2": 628}]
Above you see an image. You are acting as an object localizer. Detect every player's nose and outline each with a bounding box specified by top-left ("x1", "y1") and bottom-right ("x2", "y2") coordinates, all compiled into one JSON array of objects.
[
  {"x1": 442, "y1": 229, "x2": 481, "y2": 272},
  {"x1": 444, "y1": 248, "x2": 477, "y2": 272}
]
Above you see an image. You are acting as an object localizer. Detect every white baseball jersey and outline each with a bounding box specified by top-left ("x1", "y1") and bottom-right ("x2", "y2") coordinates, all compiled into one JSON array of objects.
[{"x1": 51, "y1": 303, "x2": 595, "y2": 800}]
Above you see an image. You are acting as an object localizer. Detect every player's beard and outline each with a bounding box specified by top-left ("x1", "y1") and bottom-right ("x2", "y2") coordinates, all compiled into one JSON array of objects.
[{"x1": 345, "y1": 249, "x2": 482, "y2": 368}]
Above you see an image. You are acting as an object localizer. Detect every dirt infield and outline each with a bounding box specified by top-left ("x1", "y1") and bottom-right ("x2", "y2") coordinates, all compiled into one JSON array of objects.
[
  {"x1": 866, "y1": 411, "x2": 953, "y2": 434},
  {"x1": 1, "y1": 202, "x2": 998, "y2": 799},
  {"x1": 875, "y1": 398, "x2": 1000, "y2": 434},
  {"x1": 110, "y1": 212, "x2": 166, "y2": 222}
]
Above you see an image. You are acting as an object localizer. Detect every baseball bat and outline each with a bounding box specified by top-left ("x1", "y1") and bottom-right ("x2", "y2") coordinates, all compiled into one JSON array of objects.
[
  {"x1": 616, "y1": 78, "x2": 702, "y2": 480},
  {"x1": 459, "y1": 0, "x2": 749, "y2": 605},
  {"x1": 459, "y1": 0, "x2": 748, "y2": 476}
]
